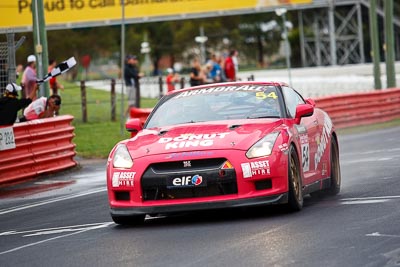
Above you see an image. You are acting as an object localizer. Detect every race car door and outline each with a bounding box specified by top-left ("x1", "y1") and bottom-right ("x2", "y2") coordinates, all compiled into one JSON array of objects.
[{"x1": 281, "y1": 86, "x2": 319, "y2": 183}]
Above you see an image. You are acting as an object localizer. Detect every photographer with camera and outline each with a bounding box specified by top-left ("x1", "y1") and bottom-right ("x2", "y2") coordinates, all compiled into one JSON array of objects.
[{"x1": 22, "y1": 94, "x2": 62, "y2": 121}]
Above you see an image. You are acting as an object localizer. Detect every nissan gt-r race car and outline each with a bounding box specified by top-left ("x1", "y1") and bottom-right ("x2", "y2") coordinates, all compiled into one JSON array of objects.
[{"x1": 107, "y1": 81, "x2": 341, "y2": 225}]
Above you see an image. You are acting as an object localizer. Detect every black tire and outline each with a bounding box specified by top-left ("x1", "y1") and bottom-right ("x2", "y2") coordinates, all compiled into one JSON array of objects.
[
  {"x1": 287, "y1": 145, "x2": 303, "y2": 211},
  {"x1": 111, "y1": 215, "x2": 145, "y2": 226},
  {"x1": 326, "y1": 137, "x2": 341, "y2": 195}
]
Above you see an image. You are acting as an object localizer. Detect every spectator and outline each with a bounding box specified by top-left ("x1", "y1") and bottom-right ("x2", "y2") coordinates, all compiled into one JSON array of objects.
[
  {"x1": 208, "y1": 54, "x2": 225, "y2": 83},
  {"x1": 16, "y1": 64, "x2": 23, "y2": 81},
  {"x1": 189, "y1": 57, "x2": 204, "y2": 87},
  {"x1": 203, "y1": 63, "x2": 214, "y2": 84},
  {"x1": 166, "y1": 68, "x2": 180, "y2": 92},
  {"x1": 48, "y1": 59, "x2": 64, "y2": 95},
  {"x1": 21, "y1": 55, "x2": 38, "y2": 100},
  {"x1": 0, "y1": 82, "x2": 38, "y2": 126},
  {"x1": 224, "y1": 50, "x2": 237, "y2": 82},
  {"x1": 216, "y1": 54, "x2": 227, "y2": 82},
  {"x1": 22, "y1": 94, "x2": 62, "y2": 121},
  {"x1": 124, "y1": 55, "x2": 143, "y2": 117},
  {"x1": 232, "y1": 50, "x2": 239, "y2": 75}
]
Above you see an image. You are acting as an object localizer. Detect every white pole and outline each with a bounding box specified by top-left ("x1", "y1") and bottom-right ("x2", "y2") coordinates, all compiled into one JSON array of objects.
[{"x1": 120, "y1": 0, "x2": 126, "y2": 135}]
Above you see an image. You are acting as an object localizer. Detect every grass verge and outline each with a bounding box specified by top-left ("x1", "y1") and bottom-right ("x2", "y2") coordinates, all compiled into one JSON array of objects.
[{"x1": 58, "y1": 81, "x2": 158, "y2": 159}]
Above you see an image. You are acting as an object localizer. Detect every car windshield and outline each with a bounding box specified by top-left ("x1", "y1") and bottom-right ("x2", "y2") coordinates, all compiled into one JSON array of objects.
[{"x1": 146, "y1": 84, "x2": 282, "y2": 128}]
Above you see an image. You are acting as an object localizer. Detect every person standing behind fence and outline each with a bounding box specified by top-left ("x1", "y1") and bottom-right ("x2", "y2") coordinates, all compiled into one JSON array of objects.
[
  {"x1": 48, "y1": 59, "x2": 64, "y2": 95},
  {"x1": 189, "y1": 57, "x2": 204, "y2": 87},
  {"x1": 124, "y1": 55, "x2": 142, "y2": 117},
  {"x1": 21, "y1": 55, "x2": 37, "y2": 100},
  {"x1": 0, "y1": 83, "x2": 38, "y2": 126},
  {"x1": 166, "y1": 68, "x2": 180, "y2": 92},
  {"x1": 224, "y1": 50, "x2": 237, "y2": 82}
]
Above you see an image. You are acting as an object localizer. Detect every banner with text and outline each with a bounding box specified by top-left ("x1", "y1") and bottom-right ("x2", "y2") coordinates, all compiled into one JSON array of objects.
[{"x1": 0, "y1": 0, "x2": 312, "y2": 30}]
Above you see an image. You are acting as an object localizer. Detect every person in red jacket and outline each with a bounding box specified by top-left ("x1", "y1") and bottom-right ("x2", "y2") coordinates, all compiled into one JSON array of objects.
[{"x1": 224, "y1": 50, "x2": 237, "y2": 81}]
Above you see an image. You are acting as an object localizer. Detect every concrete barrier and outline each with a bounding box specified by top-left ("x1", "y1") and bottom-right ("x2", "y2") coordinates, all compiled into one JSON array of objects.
[{"x1": 0, "y1": 115, "x2": 77, "y2": 185}]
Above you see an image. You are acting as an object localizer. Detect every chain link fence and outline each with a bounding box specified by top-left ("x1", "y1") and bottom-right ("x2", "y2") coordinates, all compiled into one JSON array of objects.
[
  {"x1": 0, "y1": 38, "x2": 8, "y2": 94},
  {"x1": 0, "y1": 32, "x2": 24, "y2": 95}
]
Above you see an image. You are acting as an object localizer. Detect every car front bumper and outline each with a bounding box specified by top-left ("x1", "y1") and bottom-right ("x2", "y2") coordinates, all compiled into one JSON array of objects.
[{"x1": 110, "y1": 193, "x2": 288, "y2": 217}]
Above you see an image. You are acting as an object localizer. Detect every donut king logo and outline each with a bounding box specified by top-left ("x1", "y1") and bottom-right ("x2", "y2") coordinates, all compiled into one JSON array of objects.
[
  {"x1": 172, "y1": 175, "x2": 203, "y2": 187},
  {"x1": 159, "y1": 132, "x2": 230, "y2": 150}
]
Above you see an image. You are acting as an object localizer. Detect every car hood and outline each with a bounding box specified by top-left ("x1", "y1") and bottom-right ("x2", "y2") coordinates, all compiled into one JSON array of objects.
[{"x1": 125, "y1": 119, "x2": 282, "y2": 159}]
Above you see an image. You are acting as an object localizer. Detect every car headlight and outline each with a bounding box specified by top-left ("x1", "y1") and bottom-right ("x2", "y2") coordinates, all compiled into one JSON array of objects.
[
  {"x1": 246, "y1": 132, "x2": 280, "y2": 158},
  {"x1": 113, "y1": 144, "x2": 134, "y2": 169}
]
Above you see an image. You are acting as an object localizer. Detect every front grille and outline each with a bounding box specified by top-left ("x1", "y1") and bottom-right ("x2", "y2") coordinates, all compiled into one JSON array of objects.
[{"x1": 141, "y1": 158, "x2": 237, "y2": 201}]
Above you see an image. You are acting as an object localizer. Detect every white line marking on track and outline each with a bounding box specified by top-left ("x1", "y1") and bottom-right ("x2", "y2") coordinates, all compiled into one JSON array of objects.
[
  {"x1": 0, "y1": 222, "x2": 113, "y2": 237},
  {"x1": 341, "y1": 199, "x2": 389, "y2": 205},
  {"x1": 366, "y1": 232, "x2": 400, "y2": 238},
  {"x1": 340, "y1": 195, "x2": 400, "y2": 205},
  {"x1": 341, "y1": 195, "x2": 400, "y2": 201},
  {"x1": 0, "y1": 188, "x2": 107, "y2": 216},
  {"x1": 0, "y1": 222, "x2": 113, "y2": 255}
]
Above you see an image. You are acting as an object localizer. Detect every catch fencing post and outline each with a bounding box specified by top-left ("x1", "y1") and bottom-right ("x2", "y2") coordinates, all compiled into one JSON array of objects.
[
  {"x1": 180, "y1": 77, "x2": 185, "y2": 89},
  {"x1": 111, "y1": 79, "x2": 116, "y2": 121},
  {"x1": 80, "y1": 80, "x2": 87, "y2": 123},
  {"x1": 158, "y1": 76, "x2": 163, "y2": 98},
  {"x1": 135, "y1": 78, "x2": 141, "y2": 108}
]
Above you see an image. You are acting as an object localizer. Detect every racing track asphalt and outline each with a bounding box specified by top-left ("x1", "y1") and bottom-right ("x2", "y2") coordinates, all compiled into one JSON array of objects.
[{"x1": 0, "y1": 126, "x2": 399, "y2": 267}]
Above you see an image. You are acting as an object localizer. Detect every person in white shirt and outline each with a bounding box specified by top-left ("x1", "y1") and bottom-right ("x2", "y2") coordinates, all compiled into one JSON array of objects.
[{"x1": 22, "y1": 95, "x2": 61, "y2": 121}]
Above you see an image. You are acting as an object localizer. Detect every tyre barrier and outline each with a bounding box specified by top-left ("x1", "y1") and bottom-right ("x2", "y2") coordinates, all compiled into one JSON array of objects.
[
  {"x1": 315, "y1": 88, "x2": 400, "y2": 129},
  {"x1": 0, "y1": 115, "x2": 77, "y2": 185}
]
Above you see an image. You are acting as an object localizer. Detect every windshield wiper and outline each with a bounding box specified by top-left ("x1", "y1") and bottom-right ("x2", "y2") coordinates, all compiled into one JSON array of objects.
[{"x1": 246, "y1": 115, "x2": 280, "y2": 119}]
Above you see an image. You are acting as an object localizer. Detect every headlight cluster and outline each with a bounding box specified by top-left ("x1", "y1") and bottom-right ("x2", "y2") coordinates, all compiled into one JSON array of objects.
[
  {"x1": 113, "y1": 144, "x2": 134, "y2": 169},
  {"x1": 246, "y1": 132, "x2": 280, "y2": 158}
]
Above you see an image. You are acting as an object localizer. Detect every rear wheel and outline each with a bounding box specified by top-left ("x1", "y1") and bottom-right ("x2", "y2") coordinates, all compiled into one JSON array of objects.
[
  {"x1": 327, "y1": 137, "x2": 341, "y2": 195},
  {"x1": 111, "y1": 215, "x2": 145, "y2": 226},
  {"x1": 287, "y1": 145, "x2": 303, "y2": 211}
]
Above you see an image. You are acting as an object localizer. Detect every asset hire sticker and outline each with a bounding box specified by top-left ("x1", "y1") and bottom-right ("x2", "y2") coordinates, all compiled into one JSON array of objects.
[
  {"x1": 112, "y1": 172, "x2": 136, "y2": 187},
  {"x1": 241, "y1": 160, "x2": 270, "y2": 178}
]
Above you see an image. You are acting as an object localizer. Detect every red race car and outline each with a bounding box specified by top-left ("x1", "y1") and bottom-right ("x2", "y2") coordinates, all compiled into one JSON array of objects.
[{"x1": 107, "y1": 81, "x2": 341, "y2": 225}]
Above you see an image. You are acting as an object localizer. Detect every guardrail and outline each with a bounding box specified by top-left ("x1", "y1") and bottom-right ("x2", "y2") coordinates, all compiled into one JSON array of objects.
[
  {"x1": 0, "y1": 115, "x2": 77, "y2": 185},
  {"x1": 315, "y1": 88, "x2": 400, "y2": 129}
]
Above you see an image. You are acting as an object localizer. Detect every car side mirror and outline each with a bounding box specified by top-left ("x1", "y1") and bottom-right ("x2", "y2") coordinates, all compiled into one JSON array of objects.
[
  {"x1": 125, "y1": 118, "x2": 143, "y2": 138},
  {"x1": 305, "y1": 98, "x2": 316, "y2": 107},
  {"x1": 295, "y1": 104, "x2": 314, "y2": 124}
]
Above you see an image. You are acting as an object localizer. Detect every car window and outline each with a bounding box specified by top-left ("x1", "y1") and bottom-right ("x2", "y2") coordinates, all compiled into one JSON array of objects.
[
  {"x1": 281, "y1": 86, "x2": 306, "y2": 118},
  {"x1": 146, "y1": 85, "x2": 282, "y2": 128}
]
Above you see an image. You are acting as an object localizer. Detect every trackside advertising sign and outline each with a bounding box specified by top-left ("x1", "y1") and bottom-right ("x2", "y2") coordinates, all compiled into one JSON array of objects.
[{"x1": 0, "y1": 0, "x2": 312, "y2": 31}]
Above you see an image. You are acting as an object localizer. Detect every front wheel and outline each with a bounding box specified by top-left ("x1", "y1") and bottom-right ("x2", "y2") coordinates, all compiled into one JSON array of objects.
[{"x1": 287, "y1": 145, "x2": 303, "y2": 211}]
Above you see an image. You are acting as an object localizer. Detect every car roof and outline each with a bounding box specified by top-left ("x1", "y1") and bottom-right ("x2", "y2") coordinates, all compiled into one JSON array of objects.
[{"x1": 166, "y1": 81, "x2": 290, "y2": 95}]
